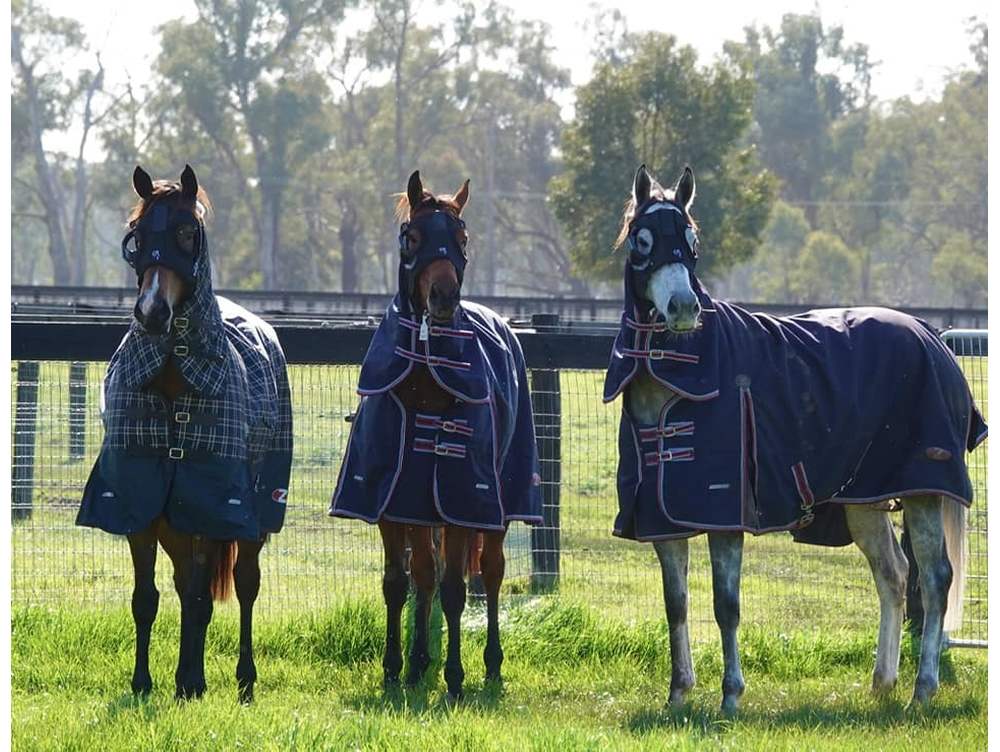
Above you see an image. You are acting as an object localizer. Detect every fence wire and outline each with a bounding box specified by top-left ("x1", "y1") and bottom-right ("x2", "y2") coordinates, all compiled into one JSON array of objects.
[{"x1": 10, "y1": 340, "x2": 988, "y2": 644}]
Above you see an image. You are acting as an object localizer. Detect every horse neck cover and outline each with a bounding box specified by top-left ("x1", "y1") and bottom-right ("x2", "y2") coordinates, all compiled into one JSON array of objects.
[
  {"x1": 330, "y1": 215, "x2": 542, "y2": 529},
  {"x1": 605, "y1": 208, "x2": 987, "y2": 545},
  {"x1": 77, "y1": 226, "x2": 293, "y2": 541}
]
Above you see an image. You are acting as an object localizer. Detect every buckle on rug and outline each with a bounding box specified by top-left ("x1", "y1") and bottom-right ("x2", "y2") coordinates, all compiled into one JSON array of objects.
[
  {"x1": 173, "y1": 317, "x2": 189, "y2": 332},
  {"x1": 173, "y1": 344, "x2": 189, "y2": 357},
  {"x1": 174, "y1": 411, "x2": 191, "y2": 424},
  {"x1": 168, "y1": 447, "x2": 185, "y2": 460},
  {"x1": 798, "y1": 511, "x2": 816, "y2": 527}
]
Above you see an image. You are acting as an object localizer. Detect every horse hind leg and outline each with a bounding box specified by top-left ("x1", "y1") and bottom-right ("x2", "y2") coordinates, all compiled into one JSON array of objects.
[
  {"x1": 377, "y1": 521, "x2": 409, "y2": 688},
  {"x1": 405, "y1": 525, "x2": 436, "y2": 687},
  {"x1": 127, "y1": 522, "x2": 160, "y2": 695},
  {"x1": 234, "y1": 538, "x2": 264, "y2": 704},
  {"x1": 480, "y1": 530, "x2": 506, "y2": 683},
  {"x1": 652, "y1": 538, "x2": 696, "y2": 707},
  {"x1": 708, "y1": 531, "x2": 745, "y2": 715},
  {"x1": 903, "y1": 494, "x2": 957, "y2": 707},
  {"x1": 844, "y1": 504, "x2": 907, "y2": 695}
]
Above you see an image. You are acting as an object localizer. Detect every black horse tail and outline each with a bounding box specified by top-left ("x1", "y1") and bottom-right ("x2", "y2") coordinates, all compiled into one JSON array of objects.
[{"x1": 210, "y1": 541, "x2": 237, "y2": 601}]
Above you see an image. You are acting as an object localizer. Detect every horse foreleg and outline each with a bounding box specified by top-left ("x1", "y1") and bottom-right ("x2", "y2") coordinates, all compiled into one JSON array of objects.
[
  {"x1": 405, "y1": 525, "x2": 436, "y2": 686},
  {"x1": 234, "y1": 537, "x2": 264, "y2": 704},
  {"x1": 127, "y1": 522, "x2": 160, "y2": 695},
  {"x1": 903, "y1": 495, "x2": 952, "y2": 707},
  {"x1": 441, "y1": 525, "x2": 473, "y2": 699},
  {"x1": 845, "y1": 504, "x2": 907, "y2": 695},
  {"x1": 480, "y1": 530, "x2": 506, "y2": 683},
  {"x1": 708, "y1": 531, "x2": 745, "y2": 715},
  {"x1": 176, "y1": 534, "x2": 220, "y2": 699},
  {"x1": 378, "y1": 521, "x2": 409, "y2": 688},
  {"x1": 652, "y1": 538, "x2": 695, "y2": 707}
]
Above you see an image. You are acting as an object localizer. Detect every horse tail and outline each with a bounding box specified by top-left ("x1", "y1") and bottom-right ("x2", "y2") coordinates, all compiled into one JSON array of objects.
[
  {"x1": 211, "y1": 541, "x2": 237, "y2": 602},
  {"x1": 467, "y1": 532, "x2": 484, "y2": 579},
  {"x1": 942, "y1": 498, "x2": 967, "y2": 633}
]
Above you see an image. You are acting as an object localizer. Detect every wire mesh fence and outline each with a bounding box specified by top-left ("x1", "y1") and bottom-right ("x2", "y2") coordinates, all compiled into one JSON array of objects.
[{"x1": 10, "y1": 331, "x2": 988, "y2": 644}]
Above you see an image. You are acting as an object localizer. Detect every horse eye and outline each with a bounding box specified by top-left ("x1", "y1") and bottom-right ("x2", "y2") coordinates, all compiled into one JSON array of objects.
[
  {"x1": 176, "y1": 225, "x2": 196, "y2": 253},
  {"x1": 404, "y1": 229, "x2": 421, "y2": 255},
  {"x1": 457, "y1": 228, "x2": 468, "y2": 248},
  {"x1": 685, "y1": 227, "x2": 699, "y2": 250},
  {"x1": 635, "y1": 228, "x2": 653, "y2": 254}
]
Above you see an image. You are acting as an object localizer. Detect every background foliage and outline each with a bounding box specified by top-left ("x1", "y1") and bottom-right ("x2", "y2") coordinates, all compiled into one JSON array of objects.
[{"x1": 11, "y1": 2, "x2": 987, "y2": 306}]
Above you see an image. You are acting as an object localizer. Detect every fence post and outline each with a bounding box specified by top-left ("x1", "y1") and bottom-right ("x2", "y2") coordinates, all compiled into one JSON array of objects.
[
  {"x1": 13, "y1": 361, "x2": 40, "y2": 521},
  {"x1": 530, "y1": 313, "x2": 561, "y2": 591},
  {"x1": 69, "y1": 361, "x2": 87, "y2": 460}
]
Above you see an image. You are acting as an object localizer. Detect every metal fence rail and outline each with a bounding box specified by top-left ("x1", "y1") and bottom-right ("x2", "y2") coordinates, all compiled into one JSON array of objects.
[{"x1": 10, "y1": 317, "x2": 987, "y2": 645}]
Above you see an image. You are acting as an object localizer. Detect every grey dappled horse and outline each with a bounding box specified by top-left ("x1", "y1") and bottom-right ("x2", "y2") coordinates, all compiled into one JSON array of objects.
[{"x1": 606, "y1": 164, "x2": 984, "y2": 713}]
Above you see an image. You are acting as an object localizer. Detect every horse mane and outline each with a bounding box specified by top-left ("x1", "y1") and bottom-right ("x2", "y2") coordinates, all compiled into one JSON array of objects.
[
  {"x1": 127, "y1": 181, "x2": 213, "y2": 228},
  {"x1": 393, "y1": 190, "x2": 461, "y2": 222},
  {"x1": 614, "y1": 184, "x2": 698, "y2": 250}
]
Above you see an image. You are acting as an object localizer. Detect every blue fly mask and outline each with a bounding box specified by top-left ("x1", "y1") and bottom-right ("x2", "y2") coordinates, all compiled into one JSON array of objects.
[
  {"x1": 121, "y1": 202, "x2": 207, "y2": 288},
  {"x1": 626, "y1": 199, "x2": 700, "y2": 289},
  {"x1": 397, "y1": 208, "x2": 468, "y2": 307}
]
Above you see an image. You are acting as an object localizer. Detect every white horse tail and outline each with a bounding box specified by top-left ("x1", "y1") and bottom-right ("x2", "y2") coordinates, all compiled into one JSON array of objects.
[{"x1": 942, "y1": 498, "x2": 968, "y2": 633}]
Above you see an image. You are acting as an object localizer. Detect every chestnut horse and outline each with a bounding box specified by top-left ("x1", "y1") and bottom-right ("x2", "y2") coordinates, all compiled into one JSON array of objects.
[{"x1": 331, "y1": 171, "x2": 543, "y2": 698}]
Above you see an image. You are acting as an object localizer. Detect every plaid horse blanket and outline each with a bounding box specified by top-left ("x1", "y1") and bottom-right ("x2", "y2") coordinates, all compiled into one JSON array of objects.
[
  {"x1": 605, "y1": 295, "x2": 987, "y2": 545},
  {"x1": 329, "y1": 296, "x2": 542, "y2": 530},
  {"x1": 77, "y1": 250, "x2": 292, "y2": 540}
]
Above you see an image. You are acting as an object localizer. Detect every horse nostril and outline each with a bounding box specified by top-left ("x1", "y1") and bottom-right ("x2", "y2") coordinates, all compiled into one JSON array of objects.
[{"x1": 667, "y1": 298, "x2": 680, "y2": 316}]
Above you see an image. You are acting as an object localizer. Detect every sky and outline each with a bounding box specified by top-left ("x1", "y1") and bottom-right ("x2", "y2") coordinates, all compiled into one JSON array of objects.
[{"x1": 36, "y1": 0, "x2": 988, "y2": 158}]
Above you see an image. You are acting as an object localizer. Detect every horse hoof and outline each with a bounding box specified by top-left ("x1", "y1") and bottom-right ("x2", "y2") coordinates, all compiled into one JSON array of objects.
[
  {"x1": 131, "y1": 675, "x2": 153, "y2": 696},
  {"x1": 383, "y1": 675, "x2": 401, "y2": 691},
  {"x1": 404, "y1": 655, "x2": 431, "y2": 687},
  {"x1": 485, "y1": 670, "x2": 503, "y2": 685},
  {"x1": 720, "y1": 695, "x2": 741, "y2": 716},
  {"x1": 908, "y1": 679, "x2": 938, "y2": 708},
  {"x1": 238, "y1": 684, "x2": 255, "y2": 705},
  {"x1": 871, "y1": 674, "x2": 897, "y2": 696},
  {"x1": 446, "y1": 687, "x2": 464, "y2": 703},
  {"x1": 175, "y1": 683, "x2": 206, "y2": 701}
]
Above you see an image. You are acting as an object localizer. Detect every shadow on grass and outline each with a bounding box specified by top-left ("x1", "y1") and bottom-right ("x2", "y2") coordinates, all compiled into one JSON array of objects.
[
  {"x1": 346, "y1": 676, "x2": 506, "y2": 716},
  {"x1": 625, "y1": 693, "x2": 982, "y2": 736},
  {"x1": 105, "y1": 691, "x2": 160, "y2": 722}
]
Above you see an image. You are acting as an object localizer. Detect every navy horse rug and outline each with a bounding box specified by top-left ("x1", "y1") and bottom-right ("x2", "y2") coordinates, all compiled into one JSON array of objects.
[
  {"x1": 77, "y1": 259, "x2": 293, "y2": 541},
  {"x1": 605, "y1": 300, "x2": 987, "y2": 545},
  {"x1": 330, "y1": 296, "x2": 542, "y2": 530}
]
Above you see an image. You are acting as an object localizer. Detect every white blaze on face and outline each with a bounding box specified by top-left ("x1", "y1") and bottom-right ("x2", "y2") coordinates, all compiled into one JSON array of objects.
[
  {"x1": 138, "y1": 269, "x2": 173, "y2": 330},
  {"x1": 648, "y1": 263, "x2": 695, "y2": 322}
]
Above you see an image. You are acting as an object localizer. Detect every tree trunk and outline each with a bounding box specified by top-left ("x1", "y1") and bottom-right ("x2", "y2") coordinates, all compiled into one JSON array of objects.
[
  {"x1": 14, "y1": 33, "x2": 71, "y2": 284},
  {"x1": 339, "y1": 201, "x2": 361, "y2": 293}
]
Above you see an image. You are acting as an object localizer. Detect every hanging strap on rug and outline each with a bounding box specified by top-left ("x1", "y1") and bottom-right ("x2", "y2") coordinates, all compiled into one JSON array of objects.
[{"x1": 791, "y1": 461, "x2": 816, "y2": 526}]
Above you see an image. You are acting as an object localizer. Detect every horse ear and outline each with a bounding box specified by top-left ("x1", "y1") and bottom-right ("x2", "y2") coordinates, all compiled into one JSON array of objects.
[
  {"x1": 132, "y1": 165, "x2": 154, "y2": 200},
  {"x1": 180, "y1": 164, "x2": 199, "y2": 201},
  {"x1": 632, "y1": 164, "x2": 651, "y2": 207},
  {"x1": 675, "y1": 165, "x2": 696, "y2": 211},
  {"x1": 407, "y1": 170, "x2": 423, "y2": 209},
  {"x1": 453, "y1": 179, "x2": 470, "y2": 212}
]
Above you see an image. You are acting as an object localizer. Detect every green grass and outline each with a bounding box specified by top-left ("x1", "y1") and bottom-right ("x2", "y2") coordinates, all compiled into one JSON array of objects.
[
  {"x1": 10, "y1": 356, "x2": 990, "y2": 748},
  {"x1": 11, "y1": 600, "x2": 987, "y2": 750}
]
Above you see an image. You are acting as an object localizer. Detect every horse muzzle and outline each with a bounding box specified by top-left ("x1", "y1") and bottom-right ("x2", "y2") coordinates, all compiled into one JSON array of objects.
[
  {"x1": 664, "y1": 292, "x2": 702, "y2": 333},
  {"x1": 428, "y1": 282, "x2": 461, "y2": 323},
  {"x1": 134, "y1": 296, "x2": 173, "y2": 335}
]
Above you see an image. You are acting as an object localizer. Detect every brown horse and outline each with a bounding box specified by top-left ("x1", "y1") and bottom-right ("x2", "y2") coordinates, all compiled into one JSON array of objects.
[
  {"x1": 78, "y1": 165, "x2": 292, "y2": 703},
  {"x1": 382, "y1": 173, "x2": 508, "y2": 699}
]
